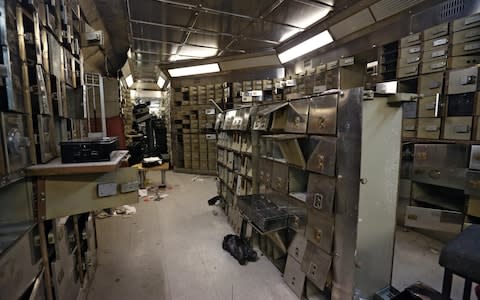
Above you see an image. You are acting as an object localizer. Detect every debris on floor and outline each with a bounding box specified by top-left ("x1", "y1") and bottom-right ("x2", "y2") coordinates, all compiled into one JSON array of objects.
[
  {"x1": 115, "y1": 205, "x2": 136, "y2": 215},
  {"x1": 138, "y1": 189, "x2": 148, "y2": 197},
  {"x1": 222, "y1": 234, "x2": 258, "y2": 265},
  {"x1": 212, "y1": 210, "x2": 218, "y2": 216},
  {"x1": 207, "y1": 195, "x2": 221, "y2": 206},
  {"x1": 192, "y1": 175, "x2": 209, "y2": 182}
]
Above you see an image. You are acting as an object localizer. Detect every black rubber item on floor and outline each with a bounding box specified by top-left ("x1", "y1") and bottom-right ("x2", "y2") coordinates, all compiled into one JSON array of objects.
[
  {"x1": 208, "y1": 196, "x2": 221, "y2": 206},
  {"x1": 222, "y1": 234, "x2": 257, "y2": 265}
]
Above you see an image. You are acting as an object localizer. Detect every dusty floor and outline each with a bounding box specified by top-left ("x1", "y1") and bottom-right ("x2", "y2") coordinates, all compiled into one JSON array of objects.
[{"x1": 88, "y1": 171, "x2": 474, "y2": 300}]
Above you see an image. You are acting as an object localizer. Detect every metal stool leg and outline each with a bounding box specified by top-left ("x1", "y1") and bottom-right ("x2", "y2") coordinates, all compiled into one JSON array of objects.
[
  {"x1": 463, "y1": 279, "x2": 472, "y2": 300},
  {"x1": 442, "y1": 269, "x2": 453, "y2": 300}
]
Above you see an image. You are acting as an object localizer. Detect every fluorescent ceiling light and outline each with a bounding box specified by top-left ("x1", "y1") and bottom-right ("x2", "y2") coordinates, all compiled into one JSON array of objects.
[
  {"x1": 168, "y1": 63, "x2": 220, "y2": 77},
  {"x1": 125, "y1": 74, "x2": 134, "y2": 88},
  {"x1": 157, "y1": 75, "x2": 166, "y2": 88},
  {"x1": 278, "y1": 30, "x2": 334, "y2": 64}
]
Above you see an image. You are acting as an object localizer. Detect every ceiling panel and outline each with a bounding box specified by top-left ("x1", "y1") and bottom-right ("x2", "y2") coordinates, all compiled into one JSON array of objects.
[
  {"x1": 199, "y1": 0, "x2": 278, "y2": 17},
  {"x1": 133, "y1": 39, "x2": 179, "y2": 54},
  {"x1": 187, "y1": 33, "x2": 232, "y2": 49},
  {"x1": 265, "y1": 0, "x2": 332, "y2": 28},
  {"x1": 130, "y1": 1, "x2": 193, "y2": 27},
  {"x1": 135, "y1": 52, "x2": 171, "y2": 62},
  {"x1": 131, "y1": 23, "x2": 185, "y2": 43},
  {"x1": 242, "y1": 21, "x2": 293, "y2": 43},
  {"x1": 194, "y1": 12, "x2": 251, "y2": 35},
  {"x1": 228, "y1": 39, "x2": 276, "y2": 52}
]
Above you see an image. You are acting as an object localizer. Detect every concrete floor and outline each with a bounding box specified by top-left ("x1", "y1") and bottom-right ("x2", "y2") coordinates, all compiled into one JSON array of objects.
[{"x1": 88, "y1": 171, "x2": 474, "y2": 300}]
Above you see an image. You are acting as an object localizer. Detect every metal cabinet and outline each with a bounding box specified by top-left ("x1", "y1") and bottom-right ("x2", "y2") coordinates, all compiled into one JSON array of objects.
[
  {"x1": 416, "y1": 118, "x2": 441, "y2": 139},
  {"x1": 301, "y1": 241, "x2": 332, "y2": 291},
  {"x1": 418, "y1": 72, "x2": 444, "y2": 96}
]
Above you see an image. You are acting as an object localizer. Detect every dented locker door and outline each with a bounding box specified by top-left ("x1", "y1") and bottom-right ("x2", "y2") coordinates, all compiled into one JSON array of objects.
[
  {"x1": 308, "y1": 94, "x2": 337, "y2": 135},
  {"x1": 301, "y1": 241, "x2": 332, "y2": 291},
  {"x1": 305, "y1": 210, "x2": 334, "y2": 254},
  {"x1": 271, "y1": 161, "x2": 288, "y2": 194},
  {"x1": 284, "y1": 255, "x2": 306, "y2": 298},
  {"x1": 306, "y1": 173, "x2": 336, "y2": 217},
  {"x1": 442, "y1": 116, "x2": 472, "y2": 140},
  {"x1": 288, "y1": 234, "x2": 308, "y2": 262},
  {"x1": 285, "y1": 99, "x2": 309, "y2": 133},
  {"x1": 1, "y1": 112, "x2": 33, "y2": 173},
  {"x1": 307, "y1": 136, "x2": 336, "y2": 176}
]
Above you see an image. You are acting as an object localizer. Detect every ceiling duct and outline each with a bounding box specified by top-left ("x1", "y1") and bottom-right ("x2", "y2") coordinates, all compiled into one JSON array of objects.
[
  {"x1": 370, "y1": 0, "x2": 426, "y2": 21},
  {"x1": 219, "y1": 54, "x2": 281, "y2": 71},
  {"x1": 329, "y1": 8, "x2": 375, "y2": 40},
  {"x1": 411, "y1": 0, "x2": 480, "y2": 33}
]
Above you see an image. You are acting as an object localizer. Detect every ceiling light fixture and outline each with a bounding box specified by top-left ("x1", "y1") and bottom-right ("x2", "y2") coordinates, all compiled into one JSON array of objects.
[
  {"x1": 277, "y1": 30, "x2": 334, "y2": 64},
  {"x1": 168, "y1": 63, "x2": 221, "y2": 77},
  {"x1": 125, "y1": 74, "x2": 134, "y2": 88}
]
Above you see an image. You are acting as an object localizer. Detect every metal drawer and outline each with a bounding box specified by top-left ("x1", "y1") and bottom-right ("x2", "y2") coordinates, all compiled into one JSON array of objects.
[
  {"x1": 414, "y1": 144, "x2": 469, "y2": 168},
  {"x1": 418, "y1": 95, "x2": 441, "y2": 118},
  {"x1": 422, "y1": 46, "x2": 448, "y2": 62},
  {"x1": 416, "y1": 118, "x2": 441, "y2": 139},
  {"x1": 398, "y1": 52, "x2": 421, "y2": 68},
  {"x1": 421, "y1": 58, "x2": 447, "y2": 74},
  {"x1": 308, "y1": 94, "x2": 337, "y2": 135},
  {"x1": 449, "y1": 56, "x2": 480, "y2": 69},
  {"x1": 452, "y1": 41, "x2": 480, "y2": 56},
  {"x1": 423, "y1": 23, "x2": 449, "y2": 40},
  {"x1": 36, "y1": 115, "x2": 55, "y2": 163},
  {"x1": 397, "y1": 64, "x2": 419, "y2": 78},
  {"x1": 423, "y1": 37, "x2": 449, "y2": 52},
  {"x1": 447, "y1": 66, "x2": 479, "y2": 95},
  {"x1": 453, "y1": 27, "x2": 480, "y2": 44},
  {"x1": 399, "y1": 45, "x2": 422, "y2": 59},
  {"x1": 446, "y1": 93, "x2": 475, "y2": 116},
  {"x1": 471, "y1": 145, "x2": 480, "y2": 170},
  {"x1": 453, "y1": 13, "x2": 480, "y2": 32},
  {"x1": 474, "y1": 116, "x2": 480, "y2": 141},
  {"x1": 306, "y1": 210, "x2": 334, "y2": 254},
  {"x1": 1, "y1": 112, "x2": 33, "y2": 173},
  {"x1": 284, "y1": 255, "x2": 306, "y2": 298},
  {"x1": 402, "y1": 119, "x2": 417, "y2": 138},
  {"x1": 404, "y1": 206, "x2": 462, "y2": 233},
  {"x1": 301, "y1": 241, "x2": 332, "y2": 290},
  {"x1": 403, "y1": 102, "x2": 417, "y2": 119},
  {"x1": 442, "y1": 117, "x2": 472, "y2": 140},
  {"x1": 400, "y1": 32, "x2": 422, "y2": 47},
  {"x1": 419, "y1": 72, "x2": 444, "y2": 96},
  {"x1": 306, "y1": 173, "x2": 335, "y2": 217},
  {"x1": 466, "y1": 170, "x2": 480, "y2": 196},
  {"x1": 286, "y1": 99, "x2": 309, "y2": 133},
  {"x1": 288, "y1": 234, "x2": 308, "y2": 263},
  {"x1": 271, "y1": 161, "x2": 288, "y2": 194},
  {"x1": 325, "y1": 69, "x2": 339, "y2": 89},
  {"x1": 307, "y1": 136, "x2": 336, "y2": 176}
]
